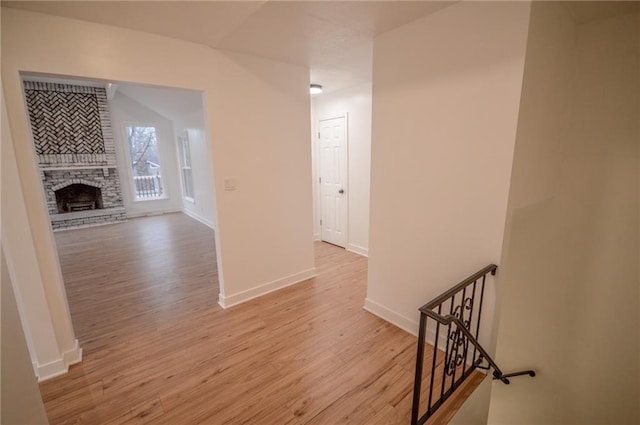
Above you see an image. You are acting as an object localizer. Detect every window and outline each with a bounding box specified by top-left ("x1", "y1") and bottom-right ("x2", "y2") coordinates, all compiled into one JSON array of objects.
[
  {"x1": 179, "y1": 132, "x2": 195, "y2": 202},
  {"x1": 125, "y1": 125, "x2": 165, "y2": 200}
]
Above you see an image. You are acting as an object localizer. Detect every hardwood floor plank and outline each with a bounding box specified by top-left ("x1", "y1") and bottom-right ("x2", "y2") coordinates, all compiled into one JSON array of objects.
[{"x1": 40, "y1": 213, "x2": 483, "y2": 424}]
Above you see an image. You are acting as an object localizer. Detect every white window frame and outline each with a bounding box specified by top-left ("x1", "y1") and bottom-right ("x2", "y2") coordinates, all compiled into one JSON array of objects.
[{"x1": 122, "y1": 122, "x2": 168, "y2": 202}]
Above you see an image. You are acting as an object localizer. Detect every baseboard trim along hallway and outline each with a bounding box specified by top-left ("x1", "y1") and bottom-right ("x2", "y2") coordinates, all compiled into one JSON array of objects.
[{"x1": 218, "y1": 267, "x2": 317, "y2": 308}]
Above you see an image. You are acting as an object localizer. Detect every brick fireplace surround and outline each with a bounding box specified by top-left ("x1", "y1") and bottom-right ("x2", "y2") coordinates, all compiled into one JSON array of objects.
[{"x1": 24, "y1": 81, "x2": 126, "y2": 230}]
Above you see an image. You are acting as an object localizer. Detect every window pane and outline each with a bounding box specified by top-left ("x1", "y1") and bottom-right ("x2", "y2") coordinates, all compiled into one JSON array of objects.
[
  {"x1": 178, "y1": 133, "x2": 195, "y2": 201},
  {"x1": 126, "y1": 126, "x2": 164, "y2": 199},
  {"x1": 181, "y1": 137, "x2": 192, "y2": 168},
  {"x1": 183, "y1": 168, "x2": 194, "y2": 200}
]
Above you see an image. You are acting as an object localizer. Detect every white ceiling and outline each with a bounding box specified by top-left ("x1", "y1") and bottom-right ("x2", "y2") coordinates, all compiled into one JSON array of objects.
[
  {"x1": 21, "y1": 74, "x2": 205, "y2": 122},
  {"x1": 3, "y1": 1, "x2": 455, "y2": 94},
  {"x1": 116, "y1": 83, "x2": 204, "y2": 121}
]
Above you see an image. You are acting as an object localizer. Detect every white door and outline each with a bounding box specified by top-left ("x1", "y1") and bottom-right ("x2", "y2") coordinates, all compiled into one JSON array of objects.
[{"x1": 319, "y1": 116, "x2": 347, "y2": 247}]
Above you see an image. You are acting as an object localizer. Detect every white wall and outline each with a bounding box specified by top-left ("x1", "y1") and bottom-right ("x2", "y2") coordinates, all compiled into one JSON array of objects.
[
  {"x1": 1, "y1": 249, "x2": 50, "y2": 424},
  {"x1": 113, "y1": 84, "x2": 216, "y2": 228},
  {"x1": 109, "y1": 92, "x2": 183, "y2": 217},
  {"x1": 365, "y1": 0, "x2": 531, "y2": 346},
  {"x1": 488, "y1": 3, "x2": 640, "y2": 424},
  {"x1": 173, "y1": 109, "x2": 217, "y2": 229},
  {"x1": 1, "y1": 84, "x2": 81, "y2": 380},
  {"x1": 313, "y1": 83, "x2": 372, "y2": 256},
  {"x1": 1, "y1": 7, "x2": 315, "y2": 378}
]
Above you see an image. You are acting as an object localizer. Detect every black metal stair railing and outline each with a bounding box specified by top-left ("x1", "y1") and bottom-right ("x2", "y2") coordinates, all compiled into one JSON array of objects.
[{"x1": 411, "y1": 265, "x2": 535, "y2": 425}]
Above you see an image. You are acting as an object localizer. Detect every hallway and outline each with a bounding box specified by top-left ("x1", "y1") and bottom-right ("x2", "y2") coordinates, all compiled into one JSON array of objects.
[{"x1": 41, "y1": 213, "x2": 478, "y2": 424}]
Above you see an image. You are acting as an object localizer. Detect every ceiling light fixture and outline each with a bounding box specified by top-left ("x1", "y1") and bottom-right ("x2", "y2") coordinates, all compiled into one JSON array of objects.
[{"x1": 310, "y1": 84, "x2": 323, "y2": 94}]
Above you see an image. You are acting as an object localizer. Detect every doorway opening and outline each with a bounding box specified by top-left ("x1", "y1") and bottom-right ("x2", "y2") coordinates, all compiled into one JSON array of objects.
[
  {"x1": 20, "y1": 73, "x2": 222, "y2": 367},
  {"x1": 311, "y1": 83, "x2": 373, "y2": 257}
]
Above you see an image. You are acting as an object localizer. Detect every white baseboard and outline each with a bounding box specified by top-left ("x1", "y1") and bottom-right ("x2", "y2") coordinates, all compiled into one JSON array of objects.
[
  {"x1": 363, "y1": 298, "x2": 450, "y2": 349},
  {"x1": 347, "y1": 243, "x2": 368, "y2": 257},
  {"x1": 364, "y1": 299, "x2": 480, "y2": 362},
  {"x1": 364, "y1": 298, "x2": 419, "y2": 336},
  {"x1": 313, "y1": 233, "x2": 320, "y2": 241},
  {"x1": 182, "y1": 209, "x2": 215, "y2": 230},
  {"x1": 127, "y1": 208, "x2": 181, "y2": 219},
  {"x1": 63, "y1": 339, "x2": 83, "y2": 366},
  {"x1": 35, "y1": 339, "x2": 83, "y2": 382},
  {"x1": 219, "y1": 268, "x2": 317, "y2": 309}
]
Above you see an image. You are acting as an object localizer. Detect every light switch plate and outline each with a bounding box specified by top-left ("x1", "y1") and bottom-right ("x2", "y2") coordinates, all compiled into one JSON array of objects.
[{"x1": 224, "y1": 178, "x2": 237, "y2": 191}]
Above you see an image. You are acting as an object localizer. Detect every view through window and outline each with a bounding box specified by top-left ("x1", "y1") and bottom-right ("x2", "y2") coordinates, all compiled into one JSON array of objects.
[{"x1": 126, "y1": 125, "x2": 164, "y2": 200}]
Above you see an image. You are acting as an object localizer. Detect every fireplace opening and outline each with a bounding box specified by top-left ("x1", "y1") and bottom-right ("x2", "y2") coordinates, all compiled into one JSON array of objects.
[{"x1": 55, "y1": 184, "x2": 104, "y2": 213}]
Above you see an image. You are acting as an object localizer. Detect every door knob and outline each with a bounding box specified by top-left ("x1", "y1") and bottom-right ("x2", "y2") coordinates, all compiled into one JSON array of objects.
[{"x1": 339, "y1": 189, "x2": 344, "y2": 194}]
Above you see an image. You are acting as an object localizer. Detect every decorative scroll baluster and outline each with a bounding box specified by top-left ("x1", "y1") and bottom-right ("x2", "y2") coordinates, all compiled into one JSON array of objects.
[
  {"x1": 440, "y1": 297, "x2": 453, "y2": 404},
  {"x1": 411, "y1": 265, "x2": 535, "y2": 425}
]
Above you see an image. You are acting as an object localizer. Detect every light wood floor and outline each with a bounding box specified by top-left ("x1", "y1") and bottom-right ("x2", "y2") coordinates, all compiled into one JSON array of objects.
[{"x1": 41, "y1": 213, "x2": 484, "y2": 424}]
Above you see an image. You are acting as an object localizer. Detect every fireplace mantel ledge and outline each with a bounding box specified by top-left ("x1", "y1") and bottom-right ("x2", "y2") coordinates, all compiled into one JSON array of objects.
[{"x1": 40, "y1": 165, "x2": 116, "y2": 171}]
